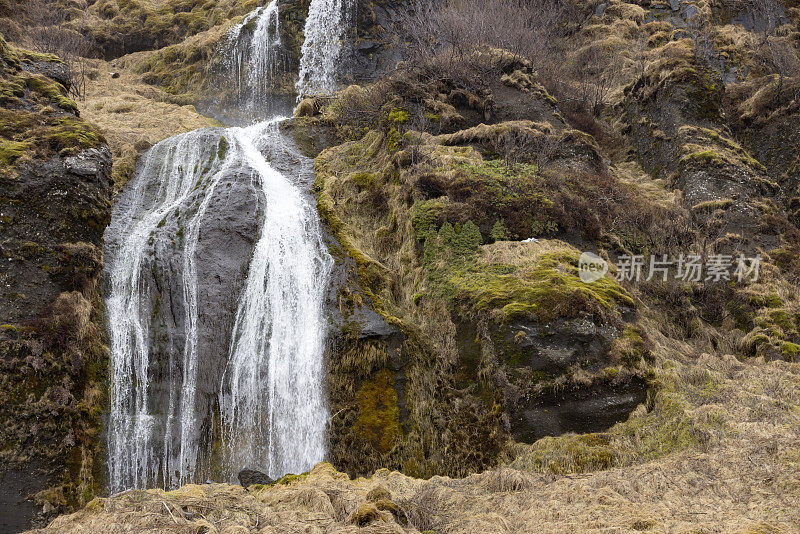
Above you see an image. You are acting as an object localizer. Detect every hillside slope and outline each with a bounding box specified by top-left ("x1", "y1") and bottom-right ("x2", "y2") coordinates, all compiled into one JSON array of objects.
[{"x1": 2, "y1": 0, "x2": 800, "y2": 532}]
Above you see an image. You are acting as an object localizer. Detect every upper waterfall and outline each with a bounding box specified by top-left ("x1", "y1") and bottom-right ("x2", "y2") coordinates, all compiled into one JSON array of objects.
[
  {"x1": 222, "y1": 0, "x2": 291, "y2": 121},
  {"x1": 296, "y1": 0, "x2": 353, "y2": 96}
]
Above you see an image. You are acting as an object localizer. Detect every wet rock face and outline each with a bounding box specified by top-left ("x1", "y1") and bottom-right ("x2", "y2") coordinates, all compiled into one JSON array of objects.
[
  {"x1": 623, "y1": 63, "x2": 788, "y2": 254},
  {"x1": 237, "y1": 468, "x2": 275, "y2": 487},
  {"x1": 510, "y1": 381, "x2": 648, "y2": 443},
  {"x1": 105, "y1": 123, "x2": 333, "y2": 488},
  {"x1": 499, "y1": 317, "x2": 620, "y2": 374},
  {"x1": 128, "y1": 164, "x2": 262, "y2": 431},
  {"x1": 277, "y1": 0, "x2": 406, "y2": 90},
  {"x1": 20, "y1": 60, "x2": 72, "y2": 90},
  {"x1": 500, "y1": 317, "x2": 647, "y2": 442},
  {"x1": 347, "y1": 0, "x2": 405, "y2": 83},
  {"x1": 104, "y1": 129, "x2": 266, "y2": 480}
]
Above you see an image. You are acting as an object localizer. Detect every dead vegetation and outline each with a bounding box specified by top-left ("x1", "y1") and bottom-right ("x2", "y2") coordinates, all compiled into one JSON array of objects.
[
  {"x1": 29, "y1": 353, "x2": 800, "y2": 533},
  {"x1": 76, "y1": 53, "x2": 219, "y2": 191}
]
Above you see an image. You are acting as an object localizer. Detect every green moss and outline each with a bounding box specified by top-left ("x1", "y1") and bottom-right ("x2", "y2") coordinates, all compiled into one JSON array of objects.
[
  {"x1": 0, "y1": 140, "x2": 33, "y2": 166},
  {"x1": 781, "y1": 342, "x2": 799, "y2": 359},
  {"x1": 765, "y1": 293, "x2": 783, "y2": 308},
  {"x1": 384, "y1": 109, "x2": 409, "y2": 153},
  {"x1": 354, "y1": 369, "x2": 403, "y2": 454},
  {"x1": 442, "y1": 250, "x2": 633, "y2": 323},
  {"x1": 16, "y1": 50, "x2": 62, "y2": 64},
  {"x1": 387, "y1": 109, "x2": 408, "y2": 124},
  {"x1": 44, "y1": 117, "x2": 104, "y2": 152},
  {"x1": 26, "y1": 75, "x2": 78, "y2": 113},
  {"x1": 442, "y1": 158, "x2": 562, "y2": 239},
  {"x1": 271, "y1": 471, "x2": 309, "y2": 486},
  {"x1": 411, "y1": 199, "x2": 446, "y2": 240},
  {"x1": 351, "y1": 171, "x2": 377, "y2": 189},
  {"x1": 681, "y1": 150, "x2": 725, "y2": 167},
  {"x1": 216, "y1": 135, "x2": 228, "y2": 160},
  {"x1": 768, "y1": 309, "x2": 793, "y2": 331}
]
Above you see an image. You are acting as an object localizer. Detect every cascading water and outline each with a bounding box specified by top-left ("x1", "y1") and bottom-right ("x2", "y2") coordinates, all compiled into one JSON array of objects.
[
  {"x1": 106, "y1": 130, "x2": 236, "y2": 491},
  {"x1": 227, "y1": 1, "x2": 286, "y2": 110},
  {"x1": 296, "y1": 0, "x2": 353, "y2": 96},
  {"x1": 105, "y1": 0, "x2": 346, "y2": 492},
  {"x1": 219, "y1": 121, "x2": 332, "y2": 479}
]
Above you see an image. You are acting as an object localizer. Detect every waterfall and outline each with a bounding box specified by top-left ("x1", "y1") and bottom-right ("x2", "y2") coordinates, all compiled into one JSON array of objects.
[
  {"x1": 296, "y1": 0, "x2": 353, "y2": 96},
  {"x1": 105, "y1": 0, "x2": 348, "y2": 492},
  {"x1": 106, "y1": 130, "x2": 234, "y2": 491},
  {"x1": 225, "y1": 0, "x2": 288, "y2": 116},
  {"x1": 219, "y1": 121, "x2": 332, "y2": 478}
]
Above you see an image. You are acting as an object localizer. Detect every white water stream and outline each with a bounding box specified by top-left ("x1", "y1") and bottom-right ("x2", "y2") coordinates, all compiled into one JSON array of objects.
[
  {"x1": 296, "y1": 0, "x2": 353, "y2": 96},
  {"x1": 227, "y1": 1, "x2": 285, "y2": 110},
  {"x1": 105, "y1": 0, "x2": 346, "y2": 492}
]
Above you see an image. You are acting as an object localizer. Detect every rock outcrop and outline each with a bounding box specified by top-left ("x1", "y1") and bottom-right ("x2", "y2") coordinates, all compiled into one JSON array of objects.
[{"x1": 0, "y1": 38, "x2": 112, "y2": 530}]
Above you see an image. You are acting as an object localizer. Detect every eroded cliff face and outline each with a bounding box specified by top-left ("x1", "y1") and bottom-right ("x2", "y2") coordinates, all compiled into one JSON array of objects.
[
  {"x1": 4, "y1": 0, "x2": 800, "y2": 532},
  {"x1": 0, "y1": 38, "x2": 112, "y2": 530},
  {"x1": 291, "y1": 55, "x2": 655, "y2": 479},
  {"x1": 282, "y1": 0, "x2": 800, "y2": 484}
]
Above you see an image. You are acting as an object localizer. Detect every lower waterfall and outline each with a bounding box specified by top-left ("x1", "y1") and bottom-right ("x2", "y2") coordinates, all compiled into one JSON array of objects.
[
  {"x1": 105, "y1": 0, "x2": 350, "y2": 492},
  {"x1": 105, "y1": 119, "x2": 333, "y2": 492}
]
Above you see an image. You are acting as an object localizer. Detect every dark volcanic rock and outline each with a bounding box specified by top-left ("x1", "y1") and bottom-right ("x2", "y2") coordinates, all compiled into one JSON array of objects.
[
  {"x1": 238, "y1": 468, "x2": 275, "y2": 487},
  {"x1": 457, "y1": 315, "x2": 648, "y2": 444},
  {"x1": 0, "y1": 46, "x2": 113, "y2": 529},
  {"x1": 510, "y1": 381, "x2": 648, "y2": 443}
]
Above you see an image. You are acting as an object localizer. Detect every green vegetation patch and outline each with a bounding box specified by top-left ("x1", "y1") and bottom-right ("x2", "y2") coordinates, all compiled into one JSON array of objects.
[
  {"x1": 0, "y1": 41, "x2": 103, "y2": 176},
  {"x1": 445, "y1": 159, "x2": 554, "y2": 238},
  {"x1": 0, "y1": 109, "x2": 104, "y2": 175},
  {"x1": 423, "y1": 233, "x2": 633, "y2": 323},
  {"x1": 446, "y1": 253, "x2": 632, "y2": 323},
  {"x1": 353, "y1": 369, "x2": 403, "y2": 454},
  {"x1": 743, "y1": 304, "x2": 800, "y2": 360}
]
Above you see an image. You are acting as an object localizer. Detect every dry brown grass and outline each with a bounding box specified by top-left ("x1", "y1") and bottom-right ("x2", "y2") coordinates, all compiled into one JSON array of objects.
[
  {"x1": 28, "y1": 300, "x2": 800, "y2": 532},
  {"x1": 30, "y1": 343, "x2": 800, "y2": 533},
  {"x1": 612, "y1": 159, "x2": 676, "y2": 208},
  {"x1": 77, "y1": 54, "x2": 219, "y2": 192}
]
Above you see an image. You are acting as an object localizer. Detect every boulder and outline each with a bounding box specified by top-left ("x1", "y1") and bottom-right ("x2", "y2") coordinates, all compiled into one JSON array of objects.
[{"x1": 237, "y1": 469, "x2": 274, "y2": 488}]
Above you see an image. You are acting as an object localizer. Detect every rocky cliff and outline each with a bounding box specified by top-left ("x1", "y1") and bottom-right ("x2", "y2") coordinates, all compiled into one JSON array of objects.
[
  {"x1": 0, "y1": 37, "x2": 111, "y2": 530},
  {"x1": 2, "y1": 0, "x2": 800, "y2": 532}
]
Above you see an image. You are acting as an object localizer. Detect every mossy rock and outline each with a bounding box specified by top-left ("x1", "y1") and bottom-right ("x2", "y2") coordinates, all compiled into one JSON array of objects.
[
  {"x1": 354, "y1": 369, "x2": 403, "y2": 454},
  {"x1": 438, "y1": 243, "x2": 633, "y2": 324}
]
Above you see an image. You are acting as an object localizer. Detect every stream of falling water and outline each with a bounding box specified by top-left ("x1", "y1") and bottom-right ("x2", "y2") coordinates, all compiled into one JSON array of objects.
[
  {"x1": 296, "y1": 0, "x2": 353, "y2": 96},
  {"x1": 219, "y1": 121, "x2": 332, "y2": 479},
  {"x1": 105, "y1": 0, "x2": 345, "y2": 492},
  {"x1": 227, "y1": 1, "x2": 285, "y2": 110}
]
